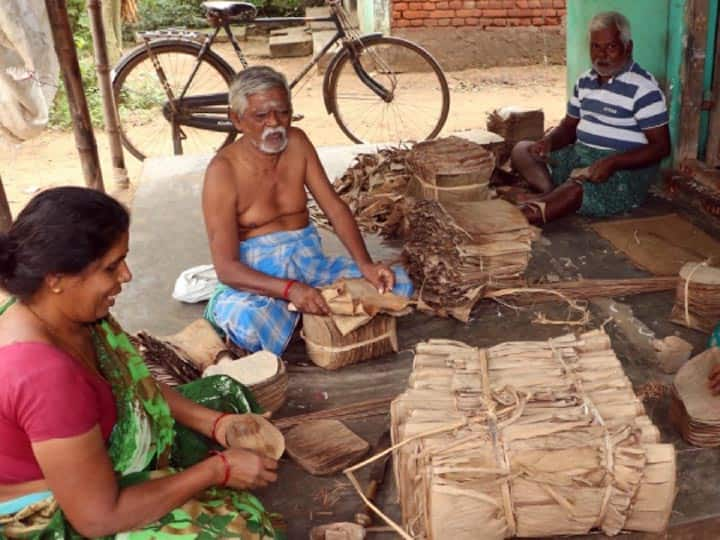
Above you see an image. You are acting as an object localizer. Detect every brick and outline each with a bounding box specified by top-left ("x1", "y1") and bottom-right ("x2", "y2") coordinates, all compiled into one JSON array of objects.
[
  {"x1": 543, "y1": 7, "x2": 556, "y2": 15},
  {"x1": 394, "y1": 2, "x2": 408, "y2": 9},
  {"x1": 423, "y1": 2, "x2": 436, "y2": 8},
  {"x1": 425, "y1": 18, "x2": 439, "y2": 25},
  {"x1": 403, "y1": 10, "x2": 428, "y2": 18},
  {"x1": 552, "y1": 0, "x2": 564, "y2": 6},
  {"x1": 410, "y1": 18, "x2": 424, "y2": 25},
  {"x1": 502, "y1": 0, "x2": 515, "y2": 6},
  {"x1": 507, "y1": 8, "x2": 527, "y2": 16},
  {"x1": 531, "y1": 16, "x2": 544, "y2": 25},
  {"x1": 540, "y1": 0, "x2": 553, "y2": 5},
  {"x1": 465, "y1": 16, "x2": 480, "y2": 24},
  {"x1": 394, "y1": 18, "x2": 411, "y2": 26},
  {"x1": 451, "y1": 17, "x2": 466, "y2": 25},
  {"x1": 449, "y1": 0, "x2": 463, "y2": 8},
  {"x1": 528, "y1": 0, "x2": 541, "y2": 6},
  {"x1": 408, "y1": 2, "x2": 424, "y2": 9},
  {"x1": 486, "y1": 0, "x2": 503, "y2": 7},
  {"x1": 516, "y1": 0, "x2": 529, "y2": 7},
  {"x1": 478, "y1": 17, "x2": 493, "y2": 25},
  {"x1": 463, "y1": 0, "x2": 476, "y2": 7},
  {"x1": 546, "y1": 16, "x2": 560, "y2": 24},
  {"x1": 430, "y1": 9, "x2": 455, "y2": 17},
  {"x1": 437, "y1": 18, "x2": 451, "y2": 25},
  {"x1": 518, "y1": 17, "x2": 532, "y2": 25},
  {"x1": 456, "y1": 9, "x2": 480, "y2": 17},
  {"x1": 437, "y1": 1, "x2": 449, "y2": 7},
  {"x1": 483, "y1": 8, "x2": 507, "y2": 16},
  {"x1": 492, "y1": 17, "x2": 507, "y2": 25}
]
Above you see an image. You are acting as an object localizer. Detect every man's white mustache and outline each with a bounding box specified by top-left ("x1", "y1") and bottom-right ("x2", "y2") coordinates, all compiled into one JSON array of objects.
[{"x1": 262, "y1": 127, "x2": 286, "y2": 141}]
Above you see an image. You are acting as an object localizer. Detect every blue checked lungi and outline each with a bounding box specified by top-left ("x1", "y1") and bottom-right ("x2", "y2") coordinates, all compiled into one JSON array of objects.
[{"x1": 204, "y1": 225, "x2": 414, "y2": 355}]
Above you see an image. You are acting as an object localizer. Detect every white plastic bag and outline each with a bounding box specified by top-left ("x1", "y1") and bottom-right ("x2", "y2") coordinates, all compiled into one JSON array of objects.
[{"x1": 172, "y1": 264, "x2": 218, "y2": 303}]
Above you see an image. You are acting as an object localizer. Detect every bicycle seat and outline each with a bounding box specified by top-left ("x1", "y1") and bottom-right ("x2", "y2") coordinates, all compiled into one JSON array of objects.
[{"x1": 202, "y1": 1, "x2": 257, "y2": 21}]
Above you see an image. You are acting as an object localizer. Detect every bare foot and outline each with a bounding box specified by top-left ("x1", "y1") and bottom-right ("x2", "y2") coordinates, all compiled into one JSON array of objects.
[{"x1": 518, "y1": 201, "x2": 546, "y2": 225}]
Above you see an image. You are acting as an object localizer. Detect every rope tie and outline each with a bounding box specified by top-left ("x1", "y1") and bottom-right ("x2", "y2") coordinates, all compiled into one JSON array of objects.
[
  {"x1": 479, "y1": 348, "x2": 518, "y2": 537},
  {"x1": 550, "y1": 339, "x2": 615, "y2": 529},
  {"x1": 301, "y1": 329, "x2": 393, "y2": 353}
]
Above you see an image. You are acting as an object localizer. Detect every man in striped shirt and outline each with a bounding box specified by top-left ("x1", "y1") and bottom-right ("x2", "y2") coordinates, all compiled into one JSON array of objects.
[{"x1": 510, "y1": 11, "x2": 671, "y2": 225}]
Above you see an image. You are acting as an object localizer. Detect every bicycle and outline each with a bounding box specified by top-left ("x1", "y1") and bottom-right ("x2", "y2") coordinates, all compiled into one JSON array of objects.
[{"x1": 111, "y1": 0, "x2": 451, "y2": 160}]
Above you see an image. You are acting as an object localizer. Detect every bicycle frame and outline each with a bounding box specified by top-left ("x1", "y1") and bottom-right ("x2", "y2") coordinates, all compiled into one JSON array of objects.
[{"x1": 145, "y1": 7, "x2": 393, "y2": 142}]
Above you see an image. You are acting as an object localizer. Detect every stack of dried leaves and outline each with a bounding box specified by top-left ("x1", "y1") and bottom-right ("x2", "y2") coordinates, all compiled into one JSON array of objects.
[
  {"x1": 670, "y1": 262, "x2": 720, "y2": 333},
  {"x1": 486, "y1": 106, "x2": 545, "y2": 144},
  {"x1": 403, "y1": 199, "x2": 539, "y2": 321},
  {"x1": 310, "y1": 146, "x2": 413, "y2": 238},
  {"x1": 406, "y1": 136, "x2": 495, "y2": 204},
  {"x1": 389, "y1": 330, "x2": 676, "y2": 539},
  {"x1": 310, "y1": 137, "x2": 500, "y2": 239}
]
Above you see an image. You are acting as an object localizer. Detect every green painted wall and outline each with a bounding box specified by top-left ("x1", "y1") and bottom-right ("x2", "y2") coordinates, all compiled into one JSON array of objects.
[{"x1": 566, "y1": 0, "x2": 671, "y2": 97}]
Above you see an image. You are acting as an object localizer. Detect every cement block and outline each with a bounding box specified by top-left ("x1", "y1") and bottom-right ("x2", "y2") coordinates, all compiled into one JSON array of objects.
[
  {"x1": 305, "y1": 6, "x2": 336, "y2": 31},
  {"x1": 269, "y1": 26, "x2": 312, "y2": 58},
  {"x1": 312, "y1": 30, "x2": 342, "y2": 73}
]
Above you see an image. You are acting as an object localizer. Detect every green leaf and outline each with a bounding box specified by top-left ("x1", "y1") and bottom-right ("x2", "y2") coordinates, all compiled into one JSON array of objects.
[
  {"x1": 208, "y1": 514, "x2": 235, "y2": 531},
  {"x1": 170, "y1": 509, "x2": 193, "y2": 522}
]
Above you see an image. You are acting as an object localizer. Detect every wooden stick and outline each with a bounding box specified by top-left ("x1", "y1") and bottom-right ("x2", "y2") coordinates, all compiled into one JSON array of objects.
[
  {"x1": 487, "y1": 277, "x2": 678, "y2": 305},
  {"x1": 272, "y1": 396, "x2": 394, "y2": 430},
  {"x1": 87, "y1": 0, "x2": 129, "y2": 188},
  {"x1": 45, "y1": 0, "x2": 105, "y2": 192}
]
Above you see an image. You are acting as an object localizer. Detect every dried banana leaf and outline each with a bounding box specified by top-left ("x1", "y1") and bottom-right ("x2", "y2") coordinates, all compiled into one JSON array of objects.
[{"x1": 404, "y1": 199, "x2": 538, "y2": 321}]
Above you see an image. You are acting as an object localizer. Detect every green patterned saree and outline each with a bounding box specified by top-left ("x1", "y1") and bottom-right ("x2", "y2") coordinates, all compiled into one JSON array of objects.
[{"x1": 0, "y1": 300, "x2": 282, "y2": 539}]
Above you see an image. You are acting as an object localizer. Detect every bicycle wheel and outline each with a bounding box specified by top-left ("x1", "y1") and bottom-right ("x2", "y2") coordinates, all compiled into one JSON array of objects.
[
  {"x1": 327, "y1": 36, "x2": 450, "y2": 144},
  {"x1": 112, "y1": 41, "x2": 237, "y2": 161}
]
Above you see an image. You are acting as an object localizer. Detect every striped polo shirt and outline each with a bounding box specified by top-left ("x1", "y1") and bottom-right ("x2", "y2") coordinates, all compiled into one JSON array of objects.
[{"x1": 567, "y1": 62, "x2": 669, "y2": 152}]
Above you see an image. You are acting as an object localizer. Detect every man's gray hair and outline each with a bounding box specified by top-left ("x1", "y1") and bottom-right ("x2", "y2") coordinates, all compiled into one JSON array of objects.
[
  {"x1": 589, "y1": 11, "x2": 632, "y2": 45},
  {"x1": 229, "y1": 66, "x2": 291, "y2": 115}
]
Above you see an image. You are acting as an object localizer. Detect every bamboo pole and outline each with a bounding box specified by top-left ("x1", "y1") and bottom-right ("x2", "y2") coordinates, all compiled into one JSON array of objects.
[
  {"x1": 45, "y1": 0, "x2": 105, "y2": 192},
  {"x1": 88, "y1": 0, "x2": 129, "y2": 188},
  {"x1": 0, "y1": 176, "x2": 11, "y2": 232}
]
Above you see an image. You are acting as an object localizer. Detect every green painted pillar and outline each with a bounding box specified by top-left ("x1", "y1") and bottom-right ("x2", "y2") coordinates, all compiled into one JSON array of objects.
[
  {"x1": 666, "y1": 0, "x2": 687, "y2": 163},
  {"x1": 358, "y1": 0, "x2": 390, "y2": 34},
  {"x1": 566, "y1": 0, "x2": 671, "y2": 98}
]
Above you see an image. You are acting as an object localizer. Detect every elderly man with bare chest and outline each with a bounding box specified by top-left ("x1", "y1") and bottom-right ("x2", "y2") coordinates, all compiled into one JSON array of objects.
[{"x1": 202, "y1": 66, "x2": 413, "y2": 355}]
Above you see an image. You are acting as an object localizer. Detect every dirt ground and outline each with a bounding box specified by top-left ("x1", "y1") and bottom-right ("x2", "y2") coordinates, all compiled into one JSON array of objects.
[{"x1": 0, "y1": 38, "x2": 566, "y2": 215}]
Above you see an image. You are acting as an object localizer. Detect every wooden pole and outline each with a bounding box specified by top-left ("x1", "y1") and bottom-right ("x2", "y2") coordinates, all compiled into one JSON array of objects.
[
  {"x1": 676, "y1": 0, "x2": 709, "y2": 164},
  {"x1": 88, "y1": 0, "x2": 129, "y2": 188},
  {"x1": 45, "y1": 0, "x2": 105, "y2": 192},
  {"x1": 0, "y1": 176, "x2": 11, "y2": 232}
]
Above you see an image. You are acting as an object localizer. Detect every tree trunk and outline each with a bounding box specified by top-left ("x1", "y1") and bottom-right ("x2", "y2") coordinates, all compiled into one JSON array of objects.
[
  {"x1": 88, "y1": 0, "x2": 129, "y2": 188},
  {"x1": 45, "y1": 0, "x2": 105, "y2": 192},
  {"x1": 0, "y1": 176, "x2": 11, "y2": 232}
]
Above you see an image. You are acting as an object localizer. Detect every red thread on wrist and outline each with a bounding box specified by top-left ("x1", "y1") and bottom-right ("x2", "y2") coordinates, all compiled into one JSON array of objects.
[
  {"x1": 282, "y1": 279, "x2": 297, "y2": 300},
  {"x1": 210, "y1": 450, "x2": 231, "y2": 487},
  {"x1": 211, "y1": 413, "x2": 230, "y2": 444}
]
